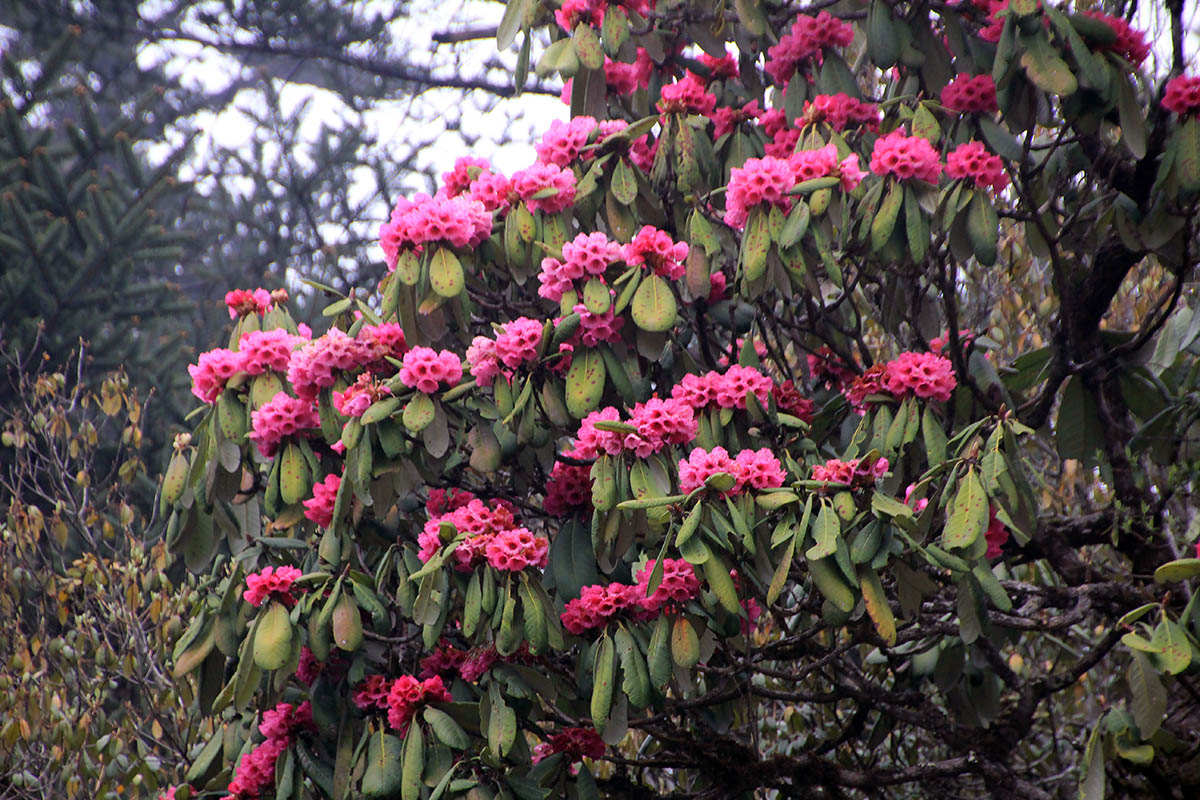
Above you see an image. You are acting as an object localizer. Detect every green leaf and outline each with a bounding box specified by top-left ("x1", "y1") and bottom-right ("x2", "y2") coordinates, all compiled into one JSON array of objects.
[
  {"x1": 1155, "y1": 558, "x2": 1200, "y2": 582},
  {"x1": 591, "y1": 635, "x2": 616, "y2": 730},
  {"x1": 741, "y1": 207, "x2": 771, "y2": 282},
  {"x1": 647, "y1": 614, "x2": 672, "y2": 688},
  {"x1": 808, "y1": 557, "x2": 856, "y2": 613},
  {"x1": 670, "y1": 616, "x2": 700, "y2": 668},
  {"x1": 702, "y1": 555, "x2": 741, "y2": 615},
  {"x1": 403, "y1": 392, "x2": 436, "y2": 433},
  {"x1": 867, "y1": 0, "x2": 900, "y2": 67},
  {"x1": 871, "y1": 181, "x2": 903, "y2": 252},
  {"x1": 1128, "y1": 650, "x2": 1166, "y2": 737},
  {"x1": 630, "y1": 273, "x2": 678, "y2": 332},
  {"x1": 1178, "y1": 116, "x2": 1200, "y2": 192},
  {"x1": 1020, "y1": 34, "x2": 1077, "y2": 96},
  {"x1": 565, "y1": 349, "x2": 607, "y2": 418},
  {"x1": 401, "y1": 723, "x2": 424, "y2": 800},
  {"x1": 582, "y1": 277, "x2": 612, "y2": 314},
  {"x1": 911, "y1": 103, "x2": 940, "y2": 144},
  {"x1": 573, "y1": 22, "x2": 605, "y2": 71},
  {"x1": 859, "y1": 567, "x2": 896, "y2": 646},
  {"x1": 1078, "y1": 724, "x2": 1106, "y2": 800},
  {"x1": 767, "y1": 530, "x2": 798, "y2": 606},
  {"x1": 332, "y1": 591, "x2": 364, "y2": 652},
  {"x1": 429, "y1": 247, "x2": 464, "y2": 298},
  {"x1": 423, "y1": 708, "x2": 470, "y2": 750},
  {"x1": 496, "y1": 0, "x2": 529, "y2": 49},
  {"x1": 966, "y1": 191, "x2": 998, "y2": 266},
  {"x1": 1152, "y1": 620, "x2": 1191, "y2": 675},
  {"x1": 361, "y1": 732, "x2": 404, "y2": 799},
  {"x1": 252, "y1": 601, "x2": 293, "y2": 670},
  {"x1": 805, "y1": 501, "x2": 840, "y2": 560},
  {"x1": 943, "y1": 468, "x2": 988, "y2": 550},
  {"x1": 611, "y1": 157, "x2": 638, "y2": 206},
  {"x1": 778, "y1": 201, "x2": 811, "y2": 248}
]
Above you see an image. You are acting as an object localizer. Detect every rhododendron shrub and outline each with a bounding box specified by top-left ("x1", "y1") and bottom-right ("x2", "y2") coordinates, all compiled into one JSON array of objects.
[{"x1": 166, "y1": 3, "x2": 1200, "y2": 798}]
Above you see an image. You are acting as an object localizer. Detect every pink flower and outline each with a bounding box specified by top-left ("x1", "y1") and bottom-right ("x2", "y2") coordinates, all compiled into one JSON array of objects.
[
  {"x1": 543, "y1": 462, "x2": 592, "y2": 517},
  {"x1": 238, "y1": 329, "x2": 302, "y2": 375},
  {"x1": 623, "y1": 226, "x2": 689, "y2": 279},
  {"x1": 904, "y1": 484, "x2": 930, "y2": 513},
  {"x1": 678, "y1": 446, "x2": 737, "y2": 494},
  {"x1": 468, "y1": 170, "x2": 513, "y2": 213},
  {"x1": 547, "y1": 727, "x2": 607, "y2": 761},
  {"x1": 870, "y1": 130, "x2": 943, "y2": 183},
  {"x1": 399, "y1": 347, "x2": 463, "y2": 394},
  {"x1": 303, "y1": 472, "x2": 341, "y2": 527},
  {"x1": 332, "y1": 373, "x2": 391, "y2": 418},
  {"x1": 226, "y1": 736, "x2": 287, "y2": 798},
  {"x1": 225, "y1": 288, "x2": 273, "y2": 319},
  {"x1": 248, "y1": 392, "x2": 319, "y2": 457},
  {"x1": 929, "y1": 329, "x2": 975, "y2": 354},
  {"x1": 657, "y1": 72, "x2": 717, "y2": 115},
  {"x1": 629, "y1": 134, "x2": 657, "y2": 172},
  {"x1": 511, "y1": 162, "x2": 577, "y2": 214},
  {"x1": 700, "y1": 51, "x2": 739, "y2": 81},
  {"x1": 359, "y1": 322, "x2": 409, "y2": 371},
  {"x1": 844, "y1": 363, "x2": 890, "y2": 412},
  {"x1": 772, "y1": 380, "x2": 815, "y2": 422},
  {"x1": 259, "y1": 701, "x2": 313, "y2": 740},
  {"x1": 441, "y1": 156, "x2": 492, "y2": 196},
  {"x1": 561, "y1": 583, "x2": 650, "y2": 634},
  {"x1": 1082, "y1": 11, "x2": 1149, "y2": 66},
  {"x1": 563, "y1": 231, "x2": 624, "y2": 277},
  {"x1": 883, "y1": 351, "x2": 957, "y2": 402},
  {"x1": 810, "y1": 456, "x2": 888, "y2": 489},
  {"x1": 536, "y1": 116, "x2": 598, "y2": 167},
  {"x1": 495, "y1": 317, "x2": 545, "y2": 368},
  {"x1": 1163, "y1": 75, "x2": 1200, "y2": 116},
  {"x1": 717, "y1": 365, "x2": 774, "y2": 409},
  {"x1": 555, "y1": 0, "x2": 605, "y2": 30},
  {"x1": 985, "y1": 505, "x2": 1009, "y2": 558},
  {"x1": 188, "y1": 348, "x2": 245, "y2": 403},
  {"x1": 379, "y1": 193, "x2": 493, "y2": 269},
  {"x1": 287, "y1": 328, "x2": 373, "y2": 401},
  {"x1": 941, "y1": 74, "x2": 998, "y2": 113},
  {"x1": 573, "y1": 303, "x2": 624, "y2": 346},
  {"x1": 636, "y1": 558, "x2": 700, "y2": 609},
  {"x1": 946, "y1": 141, "x2": 1008, "y2": 192},
  {"x1": 725, "y1": 156, "x2": 795, "y2": 229},
  {"x1": 808, "y1": 346, "x2": 857, "y2": 388},
  {"x1": 732, "y1": 448, "x2": 787, "y2": 492},
  {"x1": 484, "y1": 527, "x2": 550, "y2": 571},
  {"x1": 386, "y1": 675, "x2": 452, "y2": 736},
  {"x1": 243, "y1": 565, "x2": 303, "y2": 607},
  {"x1": 466, "y1": 336, "x2": 504, "y2": 387},
  {"x1": 628, "y1": 397, "x2": 698, "y2": 454},
  {"x1": 765, "y1": 11, "x2": 854, "y2": 84},
  {"x1": 572, "y1": 407, "x2": 625, "y2": 459},
  {"x1": 799, "y1": 93, "x2": 881, "y2": 131},
  {"x1": 604, "y1": 48, "x2": 654, "y2": 95}
]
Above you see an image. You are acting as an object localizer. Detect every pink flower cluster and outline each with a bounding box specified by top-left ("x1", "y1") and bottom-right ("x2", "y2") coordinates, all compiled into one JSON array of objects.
[
  {"x1": 484, "y1": 527, "x2": 550, "y2": 571},
  {"x1": 536, "y1": 116, "x2": 598, "y2": 167},
  {"x1": 333, "y1": 372, "x2": 391, "y2": 417},
  {"x1": 810, "y1": 456, "x2": 889, "y2": 489},
  {"x1": 677, "y1": 446, "x2": 786, "y2": 495},
  {"x1": 941, "y1": 74, "x2": 998, "y2": 113},
  {"x1": 511, "y1": 162, "x2": 577, "y2": 214},
  {"x1": 225, "y1": 702, "x2": 312, "y2": 799},
  {"x1": 538, "y1": 727, "x2": 607, "y2": 763},
  {"x1": 248, "y1": 392, "x2": 319, "y2": 457},
  {"x1": 709, "y1": 100, "x2": 762, "y2": 140},
  {"x1": 669, "y1": 366, "x2": 774, "y2": 410},
  {"x1": 418, "y1": 496, "x2": 548, "y2": 573},
  {"x1": 239, "y1": 328, "x2": 305, "y2": 375},
  {"x1": 844, "y1": 363, "x2": 889, "y2": 412},
  {"x1": 799, "y1": 93, "x2": 881, "y2": 132},
  {"x1": 724, "y1": 155, "x2": 795, "y2": 229},
  {"x1": 623, "y1": 226, "x2": 689, "y2": 279},
  {"x1": 427, "y1": 487, "x2": 474, "y2": 517},
  {"x1": 772, "y1": 380, "x2": 816, "y2": 422},
  {"x1": 561, "y1": 558, "x2": 700, "y2": 634},
  {"x1": 439, "y1": 157, "x2": 513, "y2": 213},
  {"x1": 379, "y1": 192, "x2": 493, "y2": 269},
  {"x1": 1164, "y1": 75, "x2": 1200, "y2": 116},
  {"x1": 602, "y1": 48, "x2": 655, "y2": 96},
  {"x1": 657, "y1": 72, "x2": 718, "y2": 115},
  {"x1": 225, "y1": 287, "x2": 280, "y2": 319},
  {"x1": 570, "y1": 397, "x2": 698, "y2": 460},
  {"x1": 1082, "y1": 11, "x2": 1149, "y2": 67},
  {"x1": 985, "y1": 505, "x2": 1009, "y2": 559},
  {"x1": 555, "y1": 0, "x2": 605, "y2": 30},
  {"x1": 870, "y1": 130, "x2": 943, "y2": 183},
  {"x1": 466, "y1": 317, "x2": 544, "y2": 388},
  {"x1": 189, "y1": 348, "x2": 245, "y2": 403},
  {"x1": 970, "y1": 0, "x2": 1016, "y2": 44},
  {"x1": 303, "y1": 472, "x2": 340, "y2": 527},
  {"x1": 765, "y1": 11, "x2": 855, "y2": 84},
  {"x1": 807, "y1": 346, "x2": 857, "y2": 388},
  {"x1": 791, "y1": 143, "x2": 866, "y2": 191},
  {"x1": 286, "y1": 324, "x2": 407, "y2": 401},
  {"x1": 399, "y1": 347, "x2": 463, "y2": 394},
  {"x1": 700, "y1": 51, "x2": 739, "y2": 81},
  {"x1": 883, "y1": 351, "x2": 957, "y2": 403},
  {"x1": 543, "y1": 462, "x2": 592, "y2": 517},
  {"x1": 538, "y1": 231, "x2": 625, "y2": 303},
  {"x1": 946, "y1": 141, "x2": 1008, "y2": 193},
  {"x1": 243, "y1": 565, "x2": 303, "y2": 607},
  {"x1": 356, "y1": 673, "x2": 452, "y2": 734}
]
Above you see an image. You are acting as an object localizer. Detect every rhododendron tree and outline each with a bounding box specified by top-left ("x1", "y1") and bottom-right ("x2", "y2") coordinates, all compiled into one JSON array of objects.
[{"x1": 165, "y1": 2, "x2": 1200, "y2": 799}]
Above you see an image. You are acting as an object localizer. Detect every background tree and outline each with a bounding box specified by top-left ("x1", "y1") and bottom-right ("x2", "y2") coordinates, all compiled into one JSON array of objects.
[{"x1": 163, "y1": 0, "x2": 1200, "y2": 799}]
